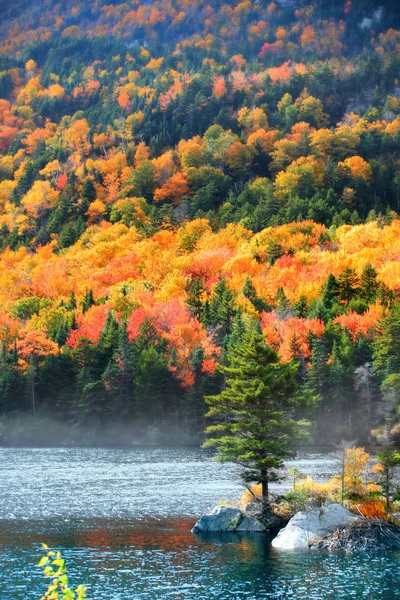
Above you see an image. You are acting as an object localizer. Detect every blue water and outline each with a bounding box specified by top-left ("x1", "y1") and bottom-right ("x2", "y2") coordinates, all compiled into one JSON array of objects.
[{"x1": 0, "y1": 448, "x2": 399, "y2": 599}]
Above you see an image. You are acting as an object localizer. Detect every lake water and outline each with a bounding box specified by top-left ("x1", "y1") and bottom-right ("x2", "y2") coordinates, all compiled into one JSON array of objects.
[{"x1": 0, "y1": 448, "x2": 399, "y2": 599}]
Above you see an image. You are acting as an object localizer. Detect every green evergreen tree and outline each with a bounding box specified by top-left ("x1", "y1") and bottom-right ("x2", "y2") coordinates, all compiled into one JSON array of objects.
[
  {"x1": 82, "y1": 289, "x2": 95, "y2": 313},
  {"x1": 201, "y1": 300, "x2": 211, "y2": 329},
  {"x1": 329, "y1": 331, "x2": 356, "y2": 436},
  {"x1": 376, "y1": 446, "x2": 400, "y2": 513},
  {"x1": 55, "y1": 321, "x2": 69, "y2": 347},
  {"x1": 134, "y1": 345, "x2": 171, "y2": 423},
  {"x1": 359, "y1": 264, "x2": 379, "y2": 304},
  {"x1": 275, "y1": 286, "x2": 290, "y2": 313},
  {"x1": 294, "y1": 295, "x2": 308, "y2": 318},
  {"x1": 66, "y1": 291, "x2": 77, "y2": 310},
  {"x1": 373, "y1": 304, "x2": 400, "y2": 376},
  {"x1": 373, "y1": 305, "x2": 400, "y2": 425},
  {"x1": 97, "y1": 311, "x2": 120, "y2": 370},
  {"x1": 229, "y1": 309, "x2": 247, "y2": 347},
  {"x1": 185, "y1": 277, "x2": 204, "y2": 319},
  {"x1": 58, "y1": 221, "x2": 80, "y2": 249},
  {"x1": 102, "y1": 322, "x2": 135, "y2": 418},
  {"x1": 267, "y1": 240, "x2": 285, "y2": 265},
  {"x1": 305, "y1": 338, "x2": 330, "y2": 398},
  {"x1": 0, "y1": 348, "x2": 25, "y2": 414},
  {"x1": 321, "y1": 273, "x2": 339, "y2": 309},
  {"x1": 134, "y1": 318, "x2": 162, "y2": 353},
  {"x1": 12, "y1": 161, "x2": 36, "y2": 204},
  {"x1": 242, "y1": 276, "x2": 269, "y2": 313},
  {"x1": 337, "y1": 267, "x2": 359, "y2": 306},
  {"x1": 377, "y1": 283, "x2": 395, "y2": 309},
  {"x1": 208, "y1": 277, "x2": 236, "y2": 339},
  {"x1": 203, "y1": 331, "x2": 316, "y2": 504},
  {"x1": 81, "y1": 177, "x2": 96, "y2": 214}
]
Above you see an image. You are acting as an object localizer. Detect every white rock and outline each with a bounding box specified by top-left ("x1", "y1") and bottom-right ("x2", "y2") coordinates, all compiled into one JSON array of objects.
[
  {"x1": 271, "y1": 503, "x2": 357, "y2": 550},
  {"x1": 192, "y1": 506, "x2": 243, "y2": 533}
]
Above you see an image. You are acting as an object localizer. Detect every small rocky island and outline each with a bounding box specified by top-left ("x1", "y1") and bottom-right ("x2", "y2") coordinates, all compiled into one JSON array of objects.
[
  {"x1": 192, "y1": 505, "x2": 266, "y2": 533},
  {"x1": 192, "y1": 502, "x2": 400, "y2": 552}
]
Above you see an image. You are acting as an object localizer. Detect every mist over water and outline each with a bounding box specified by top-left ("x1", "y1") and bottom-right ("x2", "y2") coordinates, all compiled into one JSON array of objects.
[
  {"x1": 0, "y1": 448, "x2": 399, "y2": 599},
  {"x1": 0, "y1": 415, "x2": 206, "y2": 448}
]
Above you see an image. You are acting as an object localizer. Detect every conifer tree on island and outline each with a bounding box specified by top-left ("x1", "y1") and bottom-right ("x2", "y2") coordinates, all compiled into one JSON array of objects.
[{"x1": 203, "y1": 331, "x2": 316, "y2": 505}]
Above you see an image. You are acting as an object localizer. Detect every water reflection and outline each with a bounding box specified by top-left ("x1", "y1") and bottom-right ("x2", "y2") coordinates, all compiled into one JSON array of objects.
[{"x1": 1, "y1": 517, "x2": 399, "y2": 599}]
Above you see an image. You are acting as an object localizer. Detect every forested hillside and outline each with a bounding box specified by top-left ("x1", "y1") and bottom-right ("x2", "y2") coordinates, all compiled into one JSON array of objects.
[{"x1": 0, "y1": 0, "x2": 399, "y2": 444}]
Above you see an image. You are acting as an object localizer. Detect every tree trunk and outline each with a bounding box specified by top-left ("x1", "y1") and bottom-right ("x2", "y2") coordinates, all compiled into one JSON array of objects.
[
  {"x1": 261, "y1": 469, "x2": 269, "y2": 503},
  {"x1": 262, "y1": 479, "x2": 269, "y2": 501},
  {"x1": 385, "y1": 469, "x2": 390, "y2": 514},
  {"x1": 341, "y1": 459, "x2": 345, "y2": 506},
  {"x1": 30, "y1": 363, "x2": 36, "y2": 421},
  {"x1": 261, "y1": 471, "x2": 270, "y2": 521}
]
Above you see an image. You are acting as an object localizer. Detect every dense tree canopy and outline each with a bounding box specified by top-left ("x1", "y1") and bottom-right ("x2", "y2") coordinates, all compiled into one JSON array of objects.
[{"x1": 0, "y1": 0, "x2": 399, "y2": 443}]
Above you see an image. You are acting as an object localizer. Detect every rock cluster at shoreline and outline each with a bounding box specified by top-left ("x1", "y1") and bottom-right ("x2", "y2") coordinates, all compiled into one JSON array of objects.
[
  {"x1": 192, "y1": 505, "x2": 266, "y2": 533},
  {"x1": 192, "y1": 502, "x2": 400, "y2": 552}
]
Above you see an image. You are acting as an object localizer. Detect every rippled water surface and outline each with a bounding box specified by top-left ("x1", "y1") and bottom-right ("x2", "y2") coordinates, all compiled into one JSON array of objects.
[{"x1": 0, "y1": 448, "x2": 399, "y2": 599}]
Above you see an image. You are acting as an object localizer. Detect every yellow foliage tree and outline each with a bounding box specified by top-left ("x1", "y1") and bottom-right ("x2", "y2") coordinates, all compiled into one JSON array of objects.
[{"x1": 338, "y1": 156, "x2": 372, "y2": 181}]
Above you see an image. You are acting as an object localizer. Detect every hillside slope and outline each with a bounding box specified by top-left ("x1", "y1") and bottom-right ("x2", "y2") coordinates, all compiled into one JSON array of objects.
[{"x1": 0, "y1": 1, "x2": 399, "y2": 444}]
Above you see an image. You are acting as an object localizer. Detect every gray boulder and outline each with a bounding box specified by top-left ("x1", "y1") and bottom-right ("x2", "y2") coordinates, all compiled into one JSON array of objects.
[
  {"x1": 243, "y1": 502, "x2": 263, "y2": 518},
  {"x1": 271, "y1": 503, "x2": 357, "y2": 550},
  {"x1": 192, "y1": 505, "x2": 265, "y2": 533},
  {"x1": 192, "y1": 506, "x2": 243, "y2": 533},
  {"x1": 236, "y1": 516, "x2": 265, "y2": 532}
]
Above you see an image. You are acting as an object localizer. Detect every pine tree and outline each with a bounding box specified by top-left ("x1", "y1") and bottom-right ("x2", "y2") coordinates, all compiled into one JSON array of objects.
[
  {"x1": 81, "y1": 177, "x2": 96, "y2": 214},
  {"x1": 359, "y1": 264, "x2": 379, "y2": 304},
  {"x1": 55, "y1": 321, "x2": 69, "y2": 347},
  {"x1": 185, "y1": 277, "x2": 204, "y2": 319},
  {"x1": 337, "y1": 267, "x2": 359, "y2": 306},
  {"x1": 375, "y1": 446, "x2": 400, "y2": 513},
  {"x1": 229, "y1": 309, "x2": 247, "y2": 347},
  {"x1": 82, "y1": 289, "x2": 95, "y2": 313},
  {"x1": 329, "y1": 331, "x2": 356, "y2": 436},
  {"x1": 134, "y1": 318, "x2": 162, "y2": 353},
  {"x1": 66, "y1": 291, "x2": 77, "y2": 311},
  {"x1": 275, "y1": 286, "x2": 290, "y2": 314},
  {"x1": 201, "y1": 299, "x2": 210, "y2": 325},
  {"x1": 203, "y1": 331, "x2": 316, "y2": 504},
  {"x1": 305, "y1": 338, "x2": 330, "y2": 397},
  {"x1": 321, "y1": 273, "x2": 339, "y2": 309},
  {"x1": 242, "y1": 276, "x2": 269, "y2": 313},
  {"x1": 373, "y1": 304, "x2": 400, "y2": 376},
  {"x1": 377, "y1": 283, "x2": 395, "y2": 309},
  {"x1": 12, "y1": 161, "x2": 36, "y2": 205},
  {"x1": 98, "y1": 311, "x2": 120, "y2": 368},
  {"x1": 134, "y1": 345, "x2": 171, "y2": 423},
  {"x1": 294, "y1": 295, "x2": 308, "y2": 318},
  {"x1": 208, "y1": 277, "x2": 236, "y2": 338},
  {"x1": 102, "y1": 322, "x2": 135, "y2": 418},
  {"x1": 0, "y1": 348, "x2": 24, "y2": 413},
  {"x1": 267, "y1": 240, "x2": 285, "y2": 265}
]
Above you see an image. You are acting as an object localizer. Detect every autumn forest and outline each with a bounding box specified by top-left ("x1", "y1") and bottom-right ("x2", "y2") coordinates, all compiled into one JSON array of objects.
[{"x1": 0, "y1": 0, "x2": 400, "y2": 445}]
